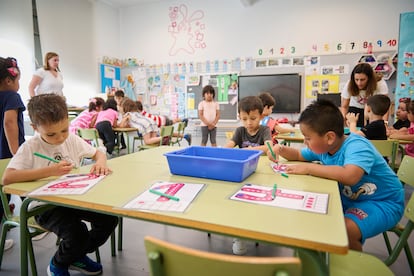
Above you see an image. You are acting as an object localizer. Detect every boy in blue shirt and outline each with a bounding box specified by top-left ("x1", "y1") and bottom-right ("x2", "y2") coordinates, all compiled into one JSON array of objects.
[{"x1": 267, "y1": 99, "x2": 404, "y2": 251}]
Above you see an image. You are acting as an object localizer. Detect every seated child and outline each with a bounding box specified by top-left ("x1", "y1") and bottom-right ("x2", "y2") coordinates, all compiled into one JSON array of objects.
[
  {"x1": 93, "y1": 98, "x2": 119, "y2": 154},
  {"x1": 136, "y1": 100, "x2": 188, "y2": 128},
  {"x1": 225, "y1": 95, "x2": 272, "y2": 152},
  {"x1": 388, "y1": 97, "x2": 411, "y2": 135},
  {"x1": 2, "y1": 94, "x2": 118, "y2": 275},
  {"x1": 346, "y1": 94, "x2": 390, "y2": 140},
  {"x1": 258, "y1": 92, "x2": 294, "y2": 144},
  {"x1": 390, "y1": 99, "x2": 414, "y2": 157},
  {"x1": 69, "y1": 97, "x2": 104, "y2": 134},
  {"x1": 268, "y1": 99, "x2": 404, "y2": 251}
]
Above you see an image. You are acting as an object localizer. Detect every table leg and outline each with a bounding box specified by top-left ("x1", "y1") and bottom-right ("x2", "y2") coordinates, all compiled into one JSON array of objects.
[
  {"x1": 20, "y1": 198, "x2": 31, "y2": 276},
  {"x1": 296, "y1": 248, "x2": 329, "y2": 275}
]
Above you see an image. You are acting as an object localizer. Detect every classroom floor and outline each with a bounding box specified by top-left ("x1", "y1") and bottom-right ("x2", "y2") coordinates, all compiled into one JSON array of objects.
[{"x1": 1, "y1": 132, "x2": 413, "y2": 276}]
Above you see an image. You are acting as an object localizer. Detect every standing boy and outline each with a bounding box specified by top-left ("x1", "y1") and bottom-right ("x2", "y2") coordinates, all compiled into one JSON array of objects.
[
  {"x1": 198, "y1": 85, "x2": 220, "y2": 147},
  {"x1": 268, "y1": 99, "x2": 404, "y2": 251},
  {"x1": 2, "y1": 94, "x2": 118, "y2": 276},
  {"x1": 346, "y1": 94, "x2": 390, "y2": 140}
]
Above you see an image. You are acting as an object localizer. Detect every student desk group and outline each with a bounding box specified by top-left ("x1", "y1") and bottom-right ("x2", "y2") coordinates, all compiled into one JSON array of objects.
[{"x1": 4, "y1": 146, "x2": 348, "y2": 276}]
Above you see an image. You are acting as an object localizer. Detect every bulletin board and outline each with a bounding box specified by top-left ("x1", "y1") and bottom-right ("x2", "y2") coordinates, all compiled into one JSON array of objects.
[
  {"x1": 100, "y1": 64, "x2": 121, "y2": 93},
  {"x1": 186, "y1": 74, "x2": 239, "y2": 121}
]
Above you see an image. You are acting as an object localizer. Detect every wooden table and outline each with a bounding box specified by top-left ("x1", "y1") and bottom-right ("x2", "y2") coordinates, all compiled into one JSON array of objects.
[{"x1": 4, "y1": 147, "x2": 347, "y2": 276}]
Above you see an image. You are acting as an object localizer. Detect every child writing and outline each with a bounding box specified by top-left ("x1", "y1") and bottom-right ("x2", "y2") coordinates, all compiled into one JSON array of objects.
[
  {"x1": 2, "y1": 94, "x2": 118, "y2": 275},
  {"x1": 390, "y1": 99, "x2": 414, "y2": 157},
  {"x1": 225, "y1": 95, "x2": 272, "y2": 151},
  {"x1": 268, "y1": 99, "x2": 404, "y2": 251},
  {"x1": 119, "y1": 98, "x2": 167, "y2": 146},
  {"x1": 198, "y1": 85, "x2": 220, "y2": 147},
  {"x1": 346, "y1": 94, "x2": 390, "y2": 140},
  {"x1": 388, "y1": 97, "x2": 411, "y2": 135},
  {"x1": 0, "y1": 56, "x2": 26, "y2": 251},
  {"x1": 258, "y1": 92, "x2": 293, "y2": 144},
  {"x1": 69, "y1": 97, "x2": 105, "y2": 134},
  {"x1": 93, "y1": 98, "x2": 119, "y2": 155}
]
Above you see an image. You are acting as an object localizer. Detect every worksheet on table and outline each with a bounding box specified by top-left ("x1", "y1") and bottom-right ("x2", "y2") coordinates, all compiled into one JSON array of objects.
[
  {"x1": 230, "y1": 183, "x2": 329, "y2": 214},
  {"x1": 123, "y1": 181, "x2": 205, "y2": 213}
]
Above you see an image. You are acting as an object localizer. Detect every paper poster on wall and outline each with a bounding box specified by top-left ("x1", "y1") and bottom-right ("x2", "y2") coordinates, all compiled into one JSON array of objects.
[
  {"x1": 305, "y1": 75, "x2": 340, "y2": 99},
  {"x1": 100, "y1": 64, "x2": 120, "y2": 93}
]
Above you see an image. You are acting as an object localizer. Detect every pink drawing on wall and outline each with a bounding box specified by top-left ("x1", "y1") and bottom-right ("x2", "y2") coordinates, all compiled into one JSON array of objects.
[{"x1": 168, "y1": 4, "x2": 206, "y2": 56}]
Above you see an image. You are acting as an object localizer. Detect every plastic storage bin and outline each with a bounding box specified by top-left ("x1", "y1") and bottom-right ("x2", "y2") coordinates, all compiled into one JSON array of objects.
[{"x1": 164, "y1": 146, "x2": 262, "y2": 182}]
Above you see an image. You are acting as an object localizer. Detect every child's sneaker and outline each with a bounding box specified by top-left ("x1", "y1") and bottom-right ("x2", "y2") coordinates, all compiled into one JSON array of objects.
[
  {"x1": 184, "y1": 133, "x2": 192, "y2": 145},
  {"x1": 4, "y1": 239, "x2": 14, "y2": 251},
  {"x1": 47, "y1": 259, "x2": 70, "y2": 276},
  {"x1": 232, "y1": 238, "x2": 247, "y2": 255},
  {"x1": 69, "y1": 255, "x2": 102, "y2": 275}
]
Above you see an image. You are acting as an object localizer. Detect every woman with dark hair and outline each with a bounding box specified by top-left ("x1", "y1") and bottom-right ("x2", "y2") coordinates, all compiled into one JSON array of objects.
[{"x1": 341, "y1": 63, "x2": 389, "y2": 127}]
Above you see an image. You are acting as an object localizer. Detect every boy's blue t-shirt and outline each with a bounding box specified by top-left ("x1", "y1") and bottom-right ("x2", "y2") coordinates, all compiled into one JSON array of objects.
[{"x1": 300, "y1": 133, "x2": 404, "y2": 204}]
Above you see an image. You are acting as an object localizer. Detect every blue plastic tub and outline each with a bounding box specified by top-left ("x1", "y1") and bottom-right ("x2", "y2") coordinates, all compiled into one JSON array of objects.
[{"x1": 164, "y1": 146, "x2": 262, "y2": 182}]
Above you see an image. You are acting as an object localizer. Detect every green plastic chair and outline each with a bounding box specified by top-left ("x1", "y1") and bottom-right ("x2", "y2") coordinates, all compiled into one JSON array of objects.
[
  {"x1": 0, "y1": 158, "x2": 52, "y2": 276},
  {"x1": 329, "y1": 250, "x2": 394, "y2": 276},
  {"x1": 170, "y1": 122, "x2": 186, "y2": 146},
  {"x1": 144, "y1": 235, "x2": 302, "y2": 276},
  {"x1": 382, "y1": 155, "x2": 414, "y2": 274},
  {"x1": 370, "y1": 139, "x2": 399, "y2": 171},
  {"x1": 139, "y1": 125, "x2": 175, "y2": 151}
]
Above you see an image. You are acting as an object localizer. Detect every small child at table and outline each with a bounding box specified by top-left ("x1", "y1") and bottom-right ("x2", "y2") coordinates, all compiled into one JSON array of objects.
[
  {"x1": 388, "y1": 97, "x2": 411, "y2": 135},
  {"x1": 2, "y1": 94, "x2": 118, "y2": 276},
  {"x1": 225, "y1": 95, "x2": 272, "y2": 152},
  {"x1": 390, "y1": 99, "x2": 414, "y2": 157},
  {"x1": 346, "y1": 94, "x2": 390, "y2": 140},
  {"x1": 268, "y1": 99, "x2": 404, "y2": 251},
  {"x1": 69, "y1": 97, "x2": 104, "y2": 134}
]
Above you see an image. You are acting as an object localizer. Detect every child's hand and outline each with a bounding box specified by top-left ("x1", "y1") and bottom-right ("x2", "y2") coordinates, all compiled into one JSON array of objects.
[
  {"x1": 345, "y1": 112, "x2": 359, "y2": 124},
  {"x1": 285, "y1": 163, "x2": 309, "y2": 175},
  {"x1": 52, "y1": 160, "x2": 74, "y2": 176},
  {"x1": 90, "y1": 164, "x2": 112, "y2": 176},
  {"x1": 266, "y1": 144, "x2": 280, "y2": 163}
]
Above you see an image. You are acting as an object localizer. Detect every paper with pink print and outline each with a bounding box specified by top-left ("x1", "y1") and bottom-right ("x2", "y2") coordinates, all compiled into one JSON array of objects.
[
  {"x1": 29, "y1": 173, "x2": 106, "y2": 196},
  {"x1": 123, "y1": 181, "x2": 205, "y2": 213},
  {"x1": 230, "y1": 183, "x2": 329, "y2": 214}
]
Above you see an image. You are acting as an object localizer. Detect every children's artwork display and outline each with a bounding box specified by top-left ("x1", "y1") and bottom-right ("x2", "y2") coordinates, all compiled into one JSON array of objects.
[
  {"x1": 29, "y1": 173, "x2": 106, "y2": 196},
  {"x1": 230, "y1": 183, "x2": 329, "y2": 214},
  {"x1": 123, "y1": 181, "x2": 205, "y2": 213}
]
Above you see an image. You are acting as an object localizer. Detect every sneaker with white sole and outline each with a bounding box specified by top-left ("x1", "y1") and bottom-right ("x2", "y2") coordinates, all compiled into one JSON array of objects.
[
  {"x1": 69, "y1": 255, "x2": 102, "y2": 275},
  {"x1": 184, "y1": 133, "x2": 192, "y2": 145},
  {"x1": 47, "y1": 258, "x2": 70, "y2": 276},
  {"x1": 4, "y1": 239, "x2": 14, "y2": 251},
  {"x1": 232, "y1": 238, "x2": 247, "y2": 255}
]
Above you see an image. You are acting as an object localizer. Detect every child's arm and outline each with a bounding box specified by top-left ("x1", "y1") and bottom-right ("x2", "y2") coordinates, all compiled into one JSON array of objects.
[
  {"x1": 4, "y1": 109, "x2": 20, "y2": 155},
  {"x1": 89, "y1": 113, "x2": 98, "y2": 128},
  {"x1": 211, "y1": 109, "x2": 220, "y2": 128},
  {"x1": 2, "y1": 161, "x2": 74, "y2": 185},
  {"x1": 118, "y1": 114, "x2": 130, "y2": 128},
  {"x1": 198, "y1": 109, "x2": 209, "y2": 126},
  {"x1": 389, "y1": 132, "x2": 414, "y2": 141},
  {"x1": 274, "y1": 124, "x2": 292, "y2": 134},
  {"x1": 224, "y1": 140, "x2": 236, "y2": 148},
  {"x1": 346, "y1": 113, "x2": 365, "y2": 136},
  {"x1": 90, "y1": 150, "x2": 112, "y2": 175}
]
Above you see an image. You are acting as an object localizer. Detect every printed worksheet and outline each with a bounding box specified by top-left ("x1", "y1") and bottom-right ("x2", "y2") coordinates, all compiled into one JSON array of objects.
[
  {"x1": 270, "y1": 162, "x2": 288, "y2": 173},
  {"x1": 29, "y1": 173, "x2": 106, "y2": 196},
  {"x1": 230, "y1": 183, "x2": 329, "y2": 214},
  {"x1": 123, "y1": 181, "x2": 205, "y2": 213}
]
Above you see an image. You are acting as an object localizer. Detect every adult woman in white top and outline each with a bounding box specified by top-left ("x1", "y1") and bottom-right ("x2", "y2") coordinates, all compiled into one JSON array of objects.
[
  {"x1": 28, "y1": 52, "x2": 64, "y2": 98},
  {"x1": 341, "y1": 62, "x2": 389, "y2": 127}
]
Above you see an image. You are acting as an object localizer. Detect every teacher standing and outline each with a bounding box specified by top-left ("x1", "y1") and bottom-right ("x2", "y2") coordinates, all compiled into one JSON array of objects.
[
  {"x1": 341, "y1": 62, "x2": 389, "y2": 127},
  {"x1": 28, "y1": 52, "x2": 64, "y2": 98}
]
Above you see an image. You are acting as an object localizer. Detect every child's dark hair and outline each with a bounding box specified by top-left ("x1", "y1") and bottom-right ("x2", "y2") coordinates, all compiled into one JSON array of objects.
[
  {"x1": 238, "y1": 96, "x2": 264, "y2": 115},
  {"x1": 114, "y1": 90, "x2": 125, "y2": 98},
  {"x1": 122, "y1": 98, "x2": 138, "y2": 113},
  {"x1": 202, "y1": 85, "x2": 215, "y2": 99},
  {"x1": 135, "y1": 100, "x2": 143, "y2": 112},
  {"x1": 258, "y1": 92, "x2": 275, "y2": 108},
  {"x1": 28, "y1": 94, "x2": 68, "y2": 126},
  {"x1": 299, "y1": 100, "x2": 344, "y2": 137},
  {"x1": 88, "y1": 97, "x2": 105, "y2": 112},
  {"x1": 367, "y1": 95, "x2": 390, "y2": 116},
  {"x1": 104, "y1": 98, "x2": 118, "y2": 111},
  {"x1": 0, "y1": 57, "x2": 20, "y2": 82}
]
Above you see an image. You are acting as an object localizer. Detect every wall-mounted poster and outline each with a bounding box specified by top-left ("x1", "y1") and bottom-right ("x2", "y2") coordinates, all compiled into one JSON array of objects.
[{"x1": 100, "y1": 64, "x2": 120, "y2": 93}]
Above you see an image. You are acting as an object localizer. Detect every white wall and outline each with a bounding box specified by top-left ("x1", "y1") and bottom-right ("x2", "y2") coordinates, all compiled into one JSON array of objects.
[{"x1": 119, "y1": 0, "x2": 414, "y2": 64}]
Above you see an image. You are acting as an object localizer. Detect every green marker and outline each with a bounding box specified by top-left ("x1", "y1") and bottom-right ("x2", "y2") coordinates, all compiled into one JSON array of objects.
[
  {"x1": 149, "y1": 189, "x2": 180, "y2": 201},
  {"x1": 272, "y1": 183, "x2": 277, "y2": 199},
  {"x1": 266, "y1": 141, "x2": 277, "y2": 160},
  {"x1": 34, "y1": 152, "x2": 59, "y2": 163},
  {"x1": 281, "y1": 173, "x2": 289, "y2": 178}
]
